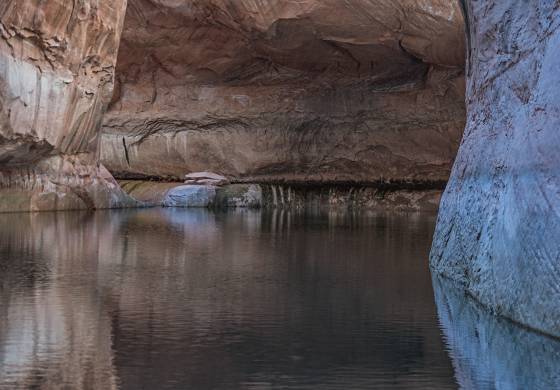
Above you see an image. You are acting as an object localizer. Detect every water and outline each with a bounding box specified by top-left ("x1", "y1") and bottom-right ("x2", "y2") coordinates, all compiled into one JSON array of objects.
[{"x1": 0, "y1": 209, "x2": 559, "y2": 390}]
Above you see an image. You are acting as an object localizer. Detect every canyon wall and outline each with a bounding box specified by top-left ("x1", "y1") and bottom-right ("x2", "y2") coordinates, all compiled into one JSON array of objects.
[
  {"x1": 431, "y1": 2, "x2": 560, "y2": 337},
  {"x1": 0, "y1": 0, "x2": 135, "y2": 212},
  {"x1": 1, "y1": 1, "x2": 466, "y2": 212},
  {"x1": 101, "y1": 0, "x2": 466, "y2": 186}
]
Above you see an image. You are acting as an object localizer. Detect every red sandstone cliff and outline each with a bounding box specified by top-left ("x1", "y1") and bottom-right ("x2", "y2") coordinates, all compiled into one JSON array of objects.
[
  {"x1": 101, "y1": 0, "x2": 466, "y2": 184},
  {"x1": 0, "y1": 0, "x2": 135, "y2": 211}
]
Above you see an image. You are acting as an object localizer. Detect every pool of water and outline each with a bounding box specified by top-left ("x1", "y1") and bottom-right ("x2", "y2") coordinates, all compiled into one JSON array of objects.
[{"x1": 0, "y1": 208, "x2": 558, "y2": 389}]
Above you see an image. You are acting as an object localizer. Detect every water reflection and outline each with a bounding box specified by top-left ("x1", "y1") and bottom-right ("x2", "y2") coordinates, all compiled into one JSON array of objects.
[
  {"x1": 433, "y1": 275, "x2": 560, "y2": 389},
  {"x1": 0, "y1": 209, "x2": 454, "y2": 388},
  {"x1": 0, "y1": 211, "x2": 119, "y2": 389}
]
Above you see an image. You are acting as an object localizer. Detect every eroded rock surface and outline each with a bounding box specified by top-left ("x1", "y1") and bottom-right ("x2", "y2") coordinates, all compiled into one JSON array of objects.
[
  {"x1": 431, "y1": 2, "x2": 560, "y2": 337},
  {"x1": 0, "y1": 0, "x2": 135, "y2": 211},
  {"x1": 101, "y1": 0, "x2": 466, "y2": 185}
]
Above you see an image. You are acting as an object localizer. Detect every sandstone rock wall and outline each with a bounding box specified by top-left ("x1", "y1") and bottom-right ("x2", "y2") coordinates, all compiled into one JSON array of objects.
[
  {"x1": 431, "y1": 1, "x2": 560, "y2": 337},
  {"x1": 0, "y1": 0, "x2": 136, "y2": 211},
  {"x1": 101, "y1": 0, "x2": 466, "y2": 185},
  {"x1": 1, "y1": 0, "x2": 466, "y2": 212}
]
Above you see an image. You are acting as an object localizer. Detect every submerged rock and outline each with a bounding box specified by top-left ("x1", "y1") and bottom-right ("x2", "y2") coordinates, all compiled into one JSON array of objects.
[{"x1": 162, "y1": 185, "x2": 217, "y2": 208}]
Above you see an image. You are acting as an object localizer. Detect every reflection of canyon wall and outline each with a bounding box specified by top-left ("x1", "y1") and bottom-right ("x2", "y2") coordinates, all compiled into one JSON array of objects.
[
  {"x1": 101, "y1": 0, "x2": 466, "y2": 184},
  {"x1": 0, "y1": 212, "x2": 119, "y2": 389},
  {"x1": 0, "y1": 209, "x2": 454, "y2": 389},
  {"x1": 0, "y1": 1, "x2": 135, "y2": 212},
  {"x1": 107, "y1": 209, "x2": 454, "y2": 389},
  {"x1": 430, "y1": 2, "x2": 560, "y2": 337},
  {"x1": 433, "y1": 276, "x2": 560, "y2": 389}
]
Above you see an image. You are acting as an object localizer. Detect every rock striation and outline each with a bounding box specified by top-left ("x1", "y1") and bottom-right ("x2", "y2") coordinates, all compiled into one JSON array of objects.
[
  {"x1": 431, "y1": 2, "x2": 560, "y2": 337},
  {"x1": 0, "y1": 0, "x2": 135, "y2": 212},
  {"x1": 100, "y1": 0, "x2": 466, "y2": 186},
  {"x1": 1, "y1": 0, "x2": 466, "y2": 212},
  {"x1": 120, "y1": 179, "x2": 441, "y2": 211}
]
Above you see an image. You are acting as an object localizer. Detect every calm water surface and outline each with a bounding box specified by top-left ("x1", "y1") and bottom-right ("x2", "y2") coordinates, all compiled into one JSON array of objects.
[{"x1": 0, "y1": 209, "x2": 559, "y2": 389}]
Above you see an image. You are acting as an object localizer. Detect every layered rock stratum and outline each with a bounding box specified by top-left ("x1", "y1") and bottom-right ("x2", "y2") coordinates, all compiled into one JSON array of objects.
[
  {"x1": 0, "y1": 0, "x2": 135, "y2": 211},
  {"x1": 0, "y1": 1, "x2": 466, "y2": 212},
  {"x1": 101, "y1": 0, "x2": 466, "y2": 185},
  {"x1": 431, "y1": 1, "x2": 560, "y2": 337}
]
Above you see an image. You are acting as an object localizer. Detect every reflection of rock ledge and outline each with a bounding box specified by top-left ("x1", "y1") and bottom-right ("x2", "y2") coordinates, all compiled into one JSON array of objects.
[{"x1": 432, "y1": 274, "x2": 560, "y2": 389}]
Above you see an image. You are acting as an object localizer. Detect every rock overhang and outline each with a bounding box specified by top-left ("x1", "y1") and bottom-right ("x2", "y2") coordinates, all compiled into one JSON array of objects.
[{"x1": 101, "y1": 0, "x2": 467, "y2": 184}]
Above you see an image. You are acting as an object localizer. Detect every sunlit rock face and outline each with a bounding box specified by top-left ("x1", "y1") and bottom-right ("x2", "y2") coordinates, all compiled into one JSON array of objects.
[
  {"x1": 0, "y1": 0, "x2": 135, "y2": 212},
  {"x1": 431, "y1": 2, "x2": 560, "y2": 337},
  {"x1": 101, "y1": 0, "x2": 466, "y2": 184}
]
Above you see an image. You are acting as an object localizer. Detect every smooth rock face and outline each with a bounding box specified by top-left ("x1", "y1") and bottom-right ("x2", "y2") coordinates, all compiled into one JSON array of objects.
[
  {"x1": 431, "y1": 2, "x2": 560, "y2": 337},
  {"x1": 0, "y1": 0, "x2": 135, "y2": 211},
  {"x1": 162, "y1": 185, "x2": 217, "y2": 208},
  {"x1": 101, "y1": 0, "x2": 466, "y2": 185}
]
